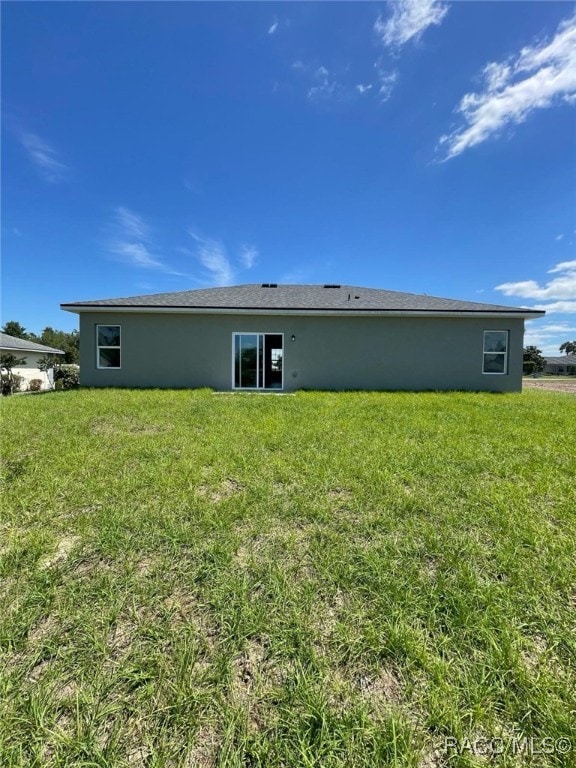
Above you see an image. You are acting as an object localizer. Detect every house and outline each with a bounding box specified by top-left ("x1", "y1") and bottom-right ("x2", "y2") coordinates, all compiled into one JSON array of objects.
[
  {"x1": 61, "y1": 284, "x2": 545, "y2": 393},
  {"x1": 0, "y1": 333, "x2": 65, "y2": 390},
  {"x1": 544, "y1": 355, "x2": 576, "y2": 375}
]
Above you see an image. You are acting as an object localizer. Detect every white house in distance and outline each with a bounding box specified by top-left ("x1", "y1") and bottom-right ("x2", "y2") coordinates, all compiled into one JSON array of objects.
[
  {"x1": 0, "y1": 332, "x2": 65, "y2": 390},
  {"x1": 544, "y1": 355, "x2": 576, "y2": 375}
]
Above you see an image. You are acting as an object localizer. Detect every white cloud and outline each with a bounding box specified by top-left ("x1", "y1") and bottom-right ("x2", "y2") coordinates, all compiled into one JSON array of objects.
[
  {"x1": 374, "y1": 64, "x2": 399, "y2": 102},
  {"x1": 108, "y1": 207, "x2": 184, "y2": 276},
  {"x1": 114, "y1": 207, "x2": 150, "y2": 240},
  {"x1": 304, "y1": 65, "x2": 390, "y2": 103},
  {"x1": 189, "y1": 232, "x2": 234, "y2": 286},
  {"x1": 438, "y1": 14, "x2": 576, "y2": 160},
  {"x1": 293, "y1": 59, "x2": 395, "y2": 105},
  {"x1": 307, "y1": 66, "x2": 338, "y2": 101},
  {"x1": 268, "y1": 19, "x2": 278, "y2": 35},
  {"x1": 20, "y1": 133, "x2": 68, "y2": 182},
  {"x1": 110, "y1": 241, "x2": 165, "y2": 270},
  {"x1": 549, "y1": 259, "x2": 576, "y2": 274},
  {"x1": 531, "y1": 322, "x2": 576, "y2": 333},
  {"x1": 292, "y1": 62, "x2": 347, "y2": 102},
  {"x1": 524, "y1": 320, "x2": 576, "y2": 353},
  {"x1": 496, "y1": 260, "x2": 576, "y2": 301},
  {"x1": 240, "y1": 245, "x2": 258, "y2": 270},
  {"x1": 529, "y1": 301, "x2": 576, "y2": 314},
  {"x1": 374, "y1": 0, "x2": 449, "y2": 48},
  {"x1": 555, "y1": 234, "x2": 564, "y2": 241}
]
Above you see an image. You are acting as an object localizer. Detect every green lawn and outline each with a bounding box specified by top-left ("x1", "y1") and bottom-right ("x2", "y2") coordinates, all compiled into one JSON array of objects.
[{"x1": 1, "y1": 389, "x2": 575, "y2": 767}]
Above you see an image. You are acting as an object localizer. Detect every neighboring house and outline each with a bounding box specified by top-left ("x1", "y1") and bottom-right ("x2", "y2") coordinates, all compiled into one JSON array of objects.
[
  {"x1": 61, "y1": 284, "x2": 544, "y2": 393},
  {"x1": 0, "y1": 333, "x2": 65, "y2": 390},
  {"x1": 544, "y1": 355, "x2": 576, "y2": 375}
]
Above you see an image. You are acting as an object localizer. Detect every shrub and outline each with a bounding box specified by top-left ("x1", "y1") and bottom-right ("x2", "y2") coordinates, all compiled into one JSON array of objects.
[
  {"x1": 29, "y1": 378, "x2": 43, "y2": 392},
  {"x1": 54, "y1": 365, "x2": 80, "y2": 390},
  {"x1": 1, "y1": 373, "x2": 24, "y2": 395},
  {"x1": 523, "y1": 360, "x2": 536, "y2": 376},
  {"x1": 0, "y1": 353, "x2": 26, "y2": 395},
  {"x1": 523, "y1": 346, "x2": 545, "y2": 374},
  {"x1": 1, "y1": 375, "x2": 12, "y2": 396}
]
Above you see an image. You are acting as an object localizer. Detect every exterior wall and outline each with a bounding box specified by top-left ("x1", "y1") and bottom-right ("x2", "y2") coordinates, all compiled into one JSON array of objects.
[
  {"x1": 11, "y1": 352, "x2": 54, "y2": 390},
  {"x1": 79, "y1": 312, "x2": 525, "y2": 392}
]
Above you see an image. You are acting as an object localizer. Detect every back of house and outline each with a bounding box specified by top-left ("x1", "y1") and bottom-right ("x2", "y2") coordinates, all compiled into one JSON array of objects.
[{"x1": 61, "y1": 284, "x2": 544, "y2": 393}]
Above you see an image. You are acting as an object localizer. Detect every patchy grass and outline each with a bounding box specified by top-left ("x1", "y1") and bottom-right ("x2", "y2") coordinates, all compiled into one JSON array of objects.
[{"x1": 1, "y1": 388, "x2": 575, "y2": 767}]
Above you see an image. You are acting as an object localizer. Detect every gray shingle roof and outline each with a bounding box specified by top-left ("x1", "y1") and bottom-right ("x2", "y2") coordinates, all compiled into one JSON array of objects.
[
  {"x1": 545, "y1": 355, "x2": 576, "y2": 365},
  {"x1": 0, "y1": 333, "x2": 65, "y2": 355},
  {"x1": 61, "y1": 284, "x2": 544, "y2": 315}
]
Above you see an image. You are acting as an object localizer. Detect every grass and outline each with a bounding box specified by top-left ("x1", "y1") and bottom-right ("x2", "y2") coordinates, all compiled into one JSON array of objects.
[{"x1": 1, "y1": 388, "x2": 575, "y2": 767}]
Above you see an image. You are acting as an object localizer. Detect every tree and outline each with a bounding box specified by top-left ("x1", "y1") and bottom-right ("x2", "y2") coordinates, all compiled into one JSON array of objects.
[
  {"x1": 37, "y1": 327, "x2": 80, "y2": 364},
  {"x1": 37, "y1": 355, "x2": 61, "y2": 389},
  {"x1": 0, "y1": 352, "x2": 26, "y2": 395},
  {"x1": 1, "y1": 320, "x2": 29, "y2": 339},
  {"x1": 559, "y1": 340, "x2": 576, "y2": 356},
  {"x1": 523, "y1": 346, "x2": 546, "y2": 375}
]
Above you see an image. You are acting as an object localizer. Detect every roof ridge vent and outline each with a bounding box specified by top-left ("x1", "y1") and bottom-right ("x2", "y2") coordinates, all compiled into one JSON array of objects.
[
  {"x1": 323, "y1": 284, "x2": 341, "y2": 288},
  {"x1": 261, "y1": 283, "x2": 278, "y2": 288}
]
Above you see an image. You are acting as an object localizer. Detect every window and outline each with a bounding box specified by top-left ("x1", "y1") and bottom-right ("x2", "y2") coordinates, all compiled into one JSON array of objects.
[
  {"x1": 483, "y1": 330, "x2": 508, "y2": 374},
  {"x1": 97, "y1": 325, "x2": 121, "y2": 369}
]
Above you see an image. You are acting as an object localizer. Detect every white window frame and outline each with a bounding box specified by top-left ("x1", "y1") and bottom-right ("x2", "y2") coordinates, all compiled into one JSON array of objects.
[
  {"x1": 231, "y1": 332, "x2": 284, "y2": 390},
  {"x1": 482, "y1": 330, "x2": 508, "y2": 375},
  {"x1": 96, "y1": 324, "x2": 121, "y2": 370}
]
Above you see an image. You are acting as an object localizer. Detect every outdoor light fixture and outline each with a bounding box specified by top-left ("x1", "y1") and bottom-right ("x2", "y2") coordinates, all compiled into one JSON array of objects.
[{"x1": 291, "y1": 334, "x2": 296, "y2": 342}]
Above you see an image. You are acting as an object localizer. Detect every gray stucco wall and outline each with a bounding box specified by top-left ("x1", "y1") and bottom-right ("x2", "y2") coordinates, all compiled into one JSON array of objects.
[{"x1": 78, "y1": 312, "x2": 525, "y2": 392}]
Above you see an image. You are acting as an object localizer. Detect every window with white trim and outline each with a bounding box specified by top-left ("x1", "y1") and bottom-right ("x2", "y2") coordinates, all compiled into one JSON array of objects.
[
  {"x1": 97, "y1": 325, "x2": 121, "y2": 369},
  {"x1": 483, "y1": 330, "x2": 508, "y2": 374}
]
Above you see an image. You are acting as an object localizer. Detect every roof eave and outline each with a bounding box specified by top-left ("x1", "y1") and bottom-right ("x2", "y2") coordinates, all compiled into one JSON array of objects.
[
  {"x1": 0, "y1": 345, "x2": 65, "y2": 354},
  {"x1": 61, "y1": 305, "x2": 545, "y2": 319}
]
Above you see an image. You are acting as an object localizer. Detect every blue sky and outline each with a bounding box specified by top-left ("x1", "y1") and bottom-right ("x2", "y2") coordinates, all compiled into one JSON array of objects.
[{"x1": 2, "y1": 0, "x2": 575, "y2": 353}]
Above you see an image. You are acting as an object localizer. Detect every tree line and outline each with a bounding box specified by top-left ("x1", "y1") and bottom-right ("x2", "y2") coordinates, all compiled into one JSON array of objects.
[{"x1": 1, "y1": 320, "x2": 79, "y2": 365}]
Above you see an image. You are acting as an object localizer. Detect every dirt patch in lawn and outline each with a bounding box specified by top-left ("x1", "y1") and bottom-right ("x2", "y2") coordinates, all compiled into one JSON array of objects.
[
  {"x1": 28, "y1": 615, "x2": 58, "y2": 643},
  {"x1": 234, "y1": 522, "x2": 313, "y2": 575},
  {"x1": 523, "y1": 379, "x2": 576, "y2": 394},
  {"x1": 196, "y1": 477, "x2": 245, "y2": 503},
  {"x1": 185, "y1": 725, "x2": 221, "y2": 768},
  {"x1": 229, "y1": 637, "x2": 288, "y2": 734},
  {"x1": 356, "y1": 667, "x2": 404, "y2": 708},
  {"x1": 40, "y1": 535, "x2": 81, "y2": 569}
]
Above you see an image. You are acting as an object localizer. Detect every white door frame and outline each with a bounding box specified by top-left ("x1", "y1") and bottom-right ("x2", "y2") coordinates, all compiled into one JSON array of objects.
[{"x1": 231, "y1": 332, "x2": 284, "y2": 390}]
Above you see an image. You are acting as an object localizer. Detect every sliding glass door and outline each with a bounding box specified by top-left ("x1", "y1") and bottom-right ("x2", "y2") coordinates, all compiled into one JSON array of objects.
[{"x1": 233, "y1": 333, "x2": 283, "y2": 390}]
